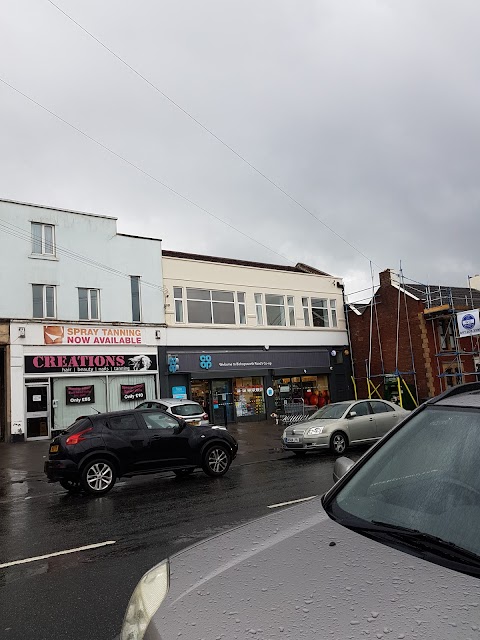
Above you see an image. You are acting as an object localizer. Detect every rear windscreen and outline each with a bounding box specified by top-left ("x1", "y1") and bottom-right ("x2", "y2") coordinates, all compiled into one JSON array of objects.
[
  {"x1": 171, "y1": 403, "x2": 203, "y2": 417},
  {"x1": 63, "y1": 417, "x2": 93, "y2": 433}
]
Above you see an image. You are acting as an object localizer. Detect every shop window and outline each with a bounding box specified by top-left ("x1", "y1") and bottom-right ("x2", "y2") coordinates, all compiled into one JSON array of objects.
[
  {"x1": 255, "y1": 293, "x2": 264, "y2": 325},
  {"x1": 330, "y1": 299, "x2": 338, "y2": 327},
  {"x1": 311, "y1": 298, "x2": 329, "y2": 328},
  {"x1": 234, "y1": 377, "x2": 265, "y2": 417},
  {"x1": 32, "y1": 284, "x2": 56, "y2": 319},
  {"x1": 273, "y1": 375, "x2": 330, "y2": 414},
  {"x1": 31, "y1": 222, "x2": 55, "y2": 256},
  {"x1": 174, "y1": 287, "x2": 184, "y2": 323},
  {"x1": 265, "y1": 294, "x2": 286, "y2": 326},
  {"x1": 302, "y1": 297, "x2": 310, "y2": 327},
  {"x1": 237, "y1": 292, "x2": 247, "y2": 325},
  {"x1": 287, "y1": 296, "x2": 295, "y2": 326},
  {"x1": 186, "y1": 288, "x2": 236, "y2": 324},
  {"x1": 130, "y1": 276, "x2": 141, "y2": 322},
  {"x1": 78, "y1": 288, "x2": 100, "y2": 320}
]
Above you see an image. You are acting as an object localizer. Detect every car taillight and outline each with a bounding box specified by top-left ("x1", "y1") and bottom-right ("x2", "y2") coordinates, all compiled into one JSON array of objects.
[
  {"x1": 65, "y1": 427, "x2": 93, "y2": 445},
  {"x1": 202, "y1": 413, "x2": 208, "y2": 420}
]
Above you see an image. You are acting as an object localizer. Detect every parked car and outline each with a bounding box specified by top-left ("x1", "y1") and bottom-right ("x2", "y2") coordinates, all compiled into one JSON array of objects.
[
  {"x1": 118, "y1": 383, "x2": 480, "y2": 640},
  {"x1": 44, "y1": 408, "x2": 238, "y2": 495},
  {"x1": 282, "y1": 398, "x2": 409, "y2": 455},
  {"x1": 136, "y1": 398, "x2": 209, "y2": 426}
]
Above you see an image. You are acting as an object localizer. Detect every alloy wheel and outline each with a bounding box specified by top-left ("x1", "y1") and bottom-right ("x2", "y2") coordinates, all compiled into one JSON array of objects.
[
  {"x1": 208, "y1": 448, "x2": 229, "y2": 474},
  {"x1": 332, "y1": 434, "x2": 346, "y2": 454},
  {"x1": 86, "y1": 462, "x2": 113, "y2": 492}
]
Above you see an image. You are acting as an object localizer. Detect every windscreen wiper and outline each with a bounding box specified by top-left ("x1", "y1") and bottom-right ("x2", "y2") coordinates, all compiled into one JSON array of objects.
[{"x1": 346, "y1": 520, "x2": 480, "y2": 571}]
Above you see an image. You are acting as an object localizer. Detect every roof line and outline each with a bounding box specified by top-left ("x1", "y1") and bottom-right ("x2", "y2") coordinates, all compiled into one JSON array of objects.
[
  {"x1": 0, "y1": 198, "x2": 117, "y2": 221},
  {"x1": 117, "y1": 232, "x2": 162, "y2": 242}
]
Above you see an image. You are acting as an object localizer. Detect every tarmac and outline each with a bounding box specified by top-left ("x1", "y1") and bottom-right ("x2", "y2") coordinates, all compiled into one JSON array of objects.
[{"x1": 0, "y1": 419, "x2": 290, "y2": 482}]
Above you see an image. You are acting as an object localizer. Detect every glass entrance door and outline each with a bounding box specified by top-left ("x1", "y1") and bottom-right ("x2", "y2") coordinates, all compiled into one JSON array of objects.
[
  {"x1": 211, "y1": 379, "x2": 236, "y2": 425},
  {"x1": 26, "y1": 384, "x2": 50, "y2": 438}
]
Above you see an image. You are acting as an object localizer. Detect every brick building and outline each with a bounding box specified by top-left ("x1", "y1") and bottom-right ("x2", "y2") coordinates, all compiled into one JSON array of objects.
[{"x1": 348, "y1": 269, "x2": 480, "y2": 406}]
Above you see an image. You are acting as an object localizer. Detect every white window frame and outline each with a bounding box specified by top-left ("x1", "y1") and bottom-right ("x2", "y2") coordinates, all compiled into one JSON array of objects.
[
  {"x1": 130, "y1": 276, "x2": 142, "y2": 323},
  {"x1": 78, "y1": 288, "x2": 100, "y2": 321},
  {"x1": 31, "y1": 222, "x2": 56, "y2": 256},
  {"x1": 287, "y1": 296, "x2": 295, "y2": 326},
  {"x1": 186, "y1": 288, "x2": 236, "y2": 325},
  {"x1": 330, "y1": 299, "x2": 338, "y2": 328},
  {"x1": 32, "y1": 284, "x2": 57, "y2": 319},
  {"x1": 173, "y1": 287, "x2": 184, "y2": 323},
  {"x1": 302, "y1": 297, "x2": 310, "y2": 327},
  {"x1": 255, "y1": 293, "x2": 264, "y2": 326},
  {"x1": 265, "y1": 294, "x2": 286, "y2": 327},
  {"x1": 311, "y1": 297, "x2": 330, "y2": 328},
  {"x1": 237, "y1": 292, "x2": 247, "y2": 325}
]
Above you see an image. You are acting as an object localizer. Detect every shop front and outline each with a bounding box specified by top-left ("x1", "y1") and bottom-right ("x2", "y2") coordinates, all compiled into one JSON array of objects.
[
  {"x1": 10, "y1": 323, "x2": 161, "y2": 441},
  {"x1": 160, "y1": 346, "x2": 352, "y2": 424}
]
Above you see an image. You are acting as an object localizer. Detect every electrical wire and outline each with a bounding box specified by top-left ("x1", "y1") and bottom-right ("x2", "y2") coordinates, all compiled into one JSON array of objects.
[
  {"x1": 44, "y1": 0, "x2": 377, "y2": 267},
  {"x1": 0, "y1": 76, "x2": 296, "y2": 268}
]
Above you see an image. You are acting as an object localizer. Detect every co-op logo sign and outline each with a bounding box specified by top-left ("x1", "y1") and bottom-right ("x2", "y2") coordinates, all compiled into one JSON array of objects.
[{"x1": 200, "y1": 355, "x2": 212, "y2": 370}]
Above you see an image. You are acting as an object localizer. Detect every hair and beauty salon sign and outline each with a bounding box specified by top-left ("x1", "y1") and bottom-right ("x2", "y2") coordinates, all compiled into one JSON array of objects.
[{"x1": 25, "y1": 353, "x2": 158, "y2": 374}]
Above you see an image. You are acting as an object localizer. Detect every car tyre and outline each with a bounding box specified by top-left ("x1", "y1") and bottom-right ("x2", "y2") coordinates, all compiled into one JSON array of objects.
[
  {"x1": 330, "y1": 431, "x2": 348, "y2": 455},
  {"x1": 80, "y1": 458, "x2": 117, "y2": 496},
  {"x1": 59, "y1": 479, "x2": 81, "y2": 493},
  {"x1": 174, "y1": 468, "x2": 195, "y2": 478},
  {"x1": 202, "y1": 444, "x2": 232, "y2": 477}
]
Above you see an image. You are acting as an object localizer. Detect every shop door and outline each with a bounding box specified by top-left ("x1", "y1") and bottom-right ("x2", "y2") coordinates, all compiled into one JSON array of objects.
[
  {"x1": 26, "y1": 384, "x2": 50, "y2": 439},
  {"x1": 211, "y1": 380, "x2": 236, "y2": 425}
]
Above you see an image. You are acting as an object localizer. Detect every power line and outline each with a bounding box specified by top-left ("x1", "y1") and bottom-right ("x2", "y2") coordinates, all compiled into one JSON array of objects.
[
  {"x1": 0, "y1": 75, "x2": 296, "y2": 267},
  {"x1": 0, "y1": 219, "x2": 167, "y2": 292},
  {"x1": 44, "y1": 0, "x2": 377, "y2": 267}
]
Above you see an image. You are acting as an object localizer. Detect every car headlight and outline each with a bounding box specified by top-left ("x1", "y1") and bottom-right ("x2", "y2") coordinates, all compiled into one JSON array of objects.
[
  {"x1": 307, "y1": 426, "x2": 324, "y2": 436},
  {"x1": 120, "y1": 560, "x2": 170, "y2": 640}
]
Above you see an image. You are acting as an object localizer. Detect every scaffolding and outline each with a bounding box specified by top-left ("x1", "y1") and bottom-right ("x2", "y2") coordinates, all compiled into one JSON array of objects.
[{"x1": 423, "y1": 284, "x2": 480, "y2": 393}]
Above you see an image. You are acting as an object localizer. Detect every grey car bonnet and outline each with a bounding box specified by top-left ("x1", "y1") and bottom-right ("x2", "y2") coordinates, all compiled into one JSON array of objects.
[{"x1": 145, "y1": 498, "x2": 480, "y2": 639}]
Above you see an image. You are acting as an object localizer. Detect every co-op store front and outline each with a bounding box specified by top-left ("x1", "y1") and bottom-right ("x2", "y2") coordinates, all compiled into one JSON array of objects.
[
  {"x1": 159, "y1": 346, "x2": 352, "y2": 425},
  {"x1": 10, "y1": 322, "x2": 161, "y2": 441}
]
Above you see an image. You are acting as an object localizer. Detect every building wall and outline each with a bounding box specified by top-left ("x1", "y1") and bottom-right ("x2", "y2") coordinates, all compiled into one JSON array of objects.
[
  {"x1": 163, "y1": 254, "x2": 347, "y2": 347},
  {"x1": 0, "y1": 200, "x2": 164, "y2": 324},
  {"x1": 348, "y1": 271, "x2": 431, "y2": 402}
]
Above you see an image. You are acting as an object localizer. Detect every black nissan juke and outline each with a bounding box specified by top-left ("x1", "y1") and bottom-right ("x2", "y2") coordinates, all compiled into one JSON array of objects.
[{"x1": 44, "y1": 408, "x2": 238, "y2": 496}]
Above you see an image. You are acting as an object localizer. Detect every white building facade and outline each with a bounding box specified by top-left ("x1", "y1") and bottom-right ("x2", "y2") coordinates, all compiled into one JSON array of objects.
[
  {"x1": 161, "y1": 251, "x2": 353, "y2": 424},
  {"x1": 0, "y1": 199, "x2": 165, "y2": 441}
]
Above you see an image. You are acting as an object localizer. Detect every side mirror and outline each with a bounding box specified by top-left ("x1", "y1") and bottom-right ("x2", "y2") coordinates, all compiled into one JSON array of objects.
[
  {"x1": 347, "y1": 411, "x2": 357, "y2": 419},
  {"x1": 333, "y1": 457, "x2": 355, "y2": 483}
]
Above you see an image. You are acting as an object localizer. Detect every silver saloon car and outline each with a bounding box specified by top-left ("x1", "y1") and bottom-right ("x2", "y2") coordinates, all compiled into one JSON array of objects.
[{"x1": 283, "y1": 399, "x2": 409, "y2": 455}]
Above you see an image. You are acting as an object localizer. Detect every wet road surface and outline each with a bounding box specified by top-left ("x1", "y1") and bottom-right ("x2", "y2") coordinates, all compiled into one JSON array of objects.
[{"x1": 0, "y1": 447, "x2": 366, "y2": 640}]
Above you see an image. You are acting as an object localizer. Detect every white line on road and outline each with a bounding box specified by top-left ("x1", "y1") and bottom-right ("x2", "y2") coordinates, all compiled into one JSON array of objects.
[
  {"x1": 267, "y1": 495, "x2": 317, "y2": 509},
  {"x1": 0, "y1": 540, "x2": 116, "y2": 569}
]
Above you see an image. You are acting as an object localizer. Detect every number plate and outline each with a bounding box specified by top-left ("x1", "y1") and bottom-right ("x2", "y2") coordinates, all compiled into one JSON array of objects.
[
  {"x1": 50, "y1": 444, "x2": 59, "y2": 453},
  {"x1": 190, "y1": 420, "x2": 200, "y2": 426},
  {"x1": 286, "y1": 437, "x2": 300, "y2": 443}
]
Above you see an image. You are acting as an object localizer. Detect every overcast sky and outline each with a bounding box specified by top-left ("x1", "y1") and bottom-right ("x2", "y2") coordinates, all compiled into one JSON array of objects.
[{"x1": 2, "y1": 0, "x2": 480, "y2": 302}]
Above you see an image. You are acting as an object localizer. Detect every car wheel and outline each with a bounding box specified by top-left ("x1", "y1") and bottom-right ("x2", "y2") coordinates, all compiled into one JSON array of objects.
[
  {"x1": 174, "y1": 468, "x2": 195, "y2": 477},
  {"x1": 202, "y1": 444, "x2": 232, "y2": 477},
  {"x1": 80, "y1": 459, "x2": 117, "y2": 496},
  {"x1": 59, "y1": 479, "x2": 81, "y2": 493},
  {"x1": 330, "y1": 431, "x2": 348, "y2": 455},
  {"x1": 293, "y1": 451, "x2": 306, "y2": 457}
]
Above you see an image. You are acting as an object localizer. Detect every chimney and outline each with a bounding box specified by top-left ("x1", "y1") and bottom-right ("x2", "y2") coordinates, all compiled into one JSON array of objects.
[{"x1": 379, "y1": 269, "x2": 399, "y2": 288}]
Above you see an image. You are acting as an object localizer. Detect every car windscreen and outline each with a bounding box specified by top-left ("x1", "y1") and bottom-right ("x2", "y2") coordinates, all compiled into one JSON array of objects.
[
  {"x1": 312, "y1": 402, "x2": 351, "y2": 420},
  {"x1": 328, "y1": 405, "x2": 480, "y2": 562},
  {"x1": 171, "y1": 403, "x2": 203, "y2": 417}
]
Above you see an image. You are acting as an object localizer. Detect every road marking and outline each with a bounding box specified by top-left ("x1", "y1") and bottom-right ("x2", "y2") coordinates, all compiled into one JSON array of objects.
[
  {"x1": 0, "y1": 540, "x2": 116, "y2": 569},
  {"x1": 267, "y1": 495, "x2": 317, "y2": 509}
]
